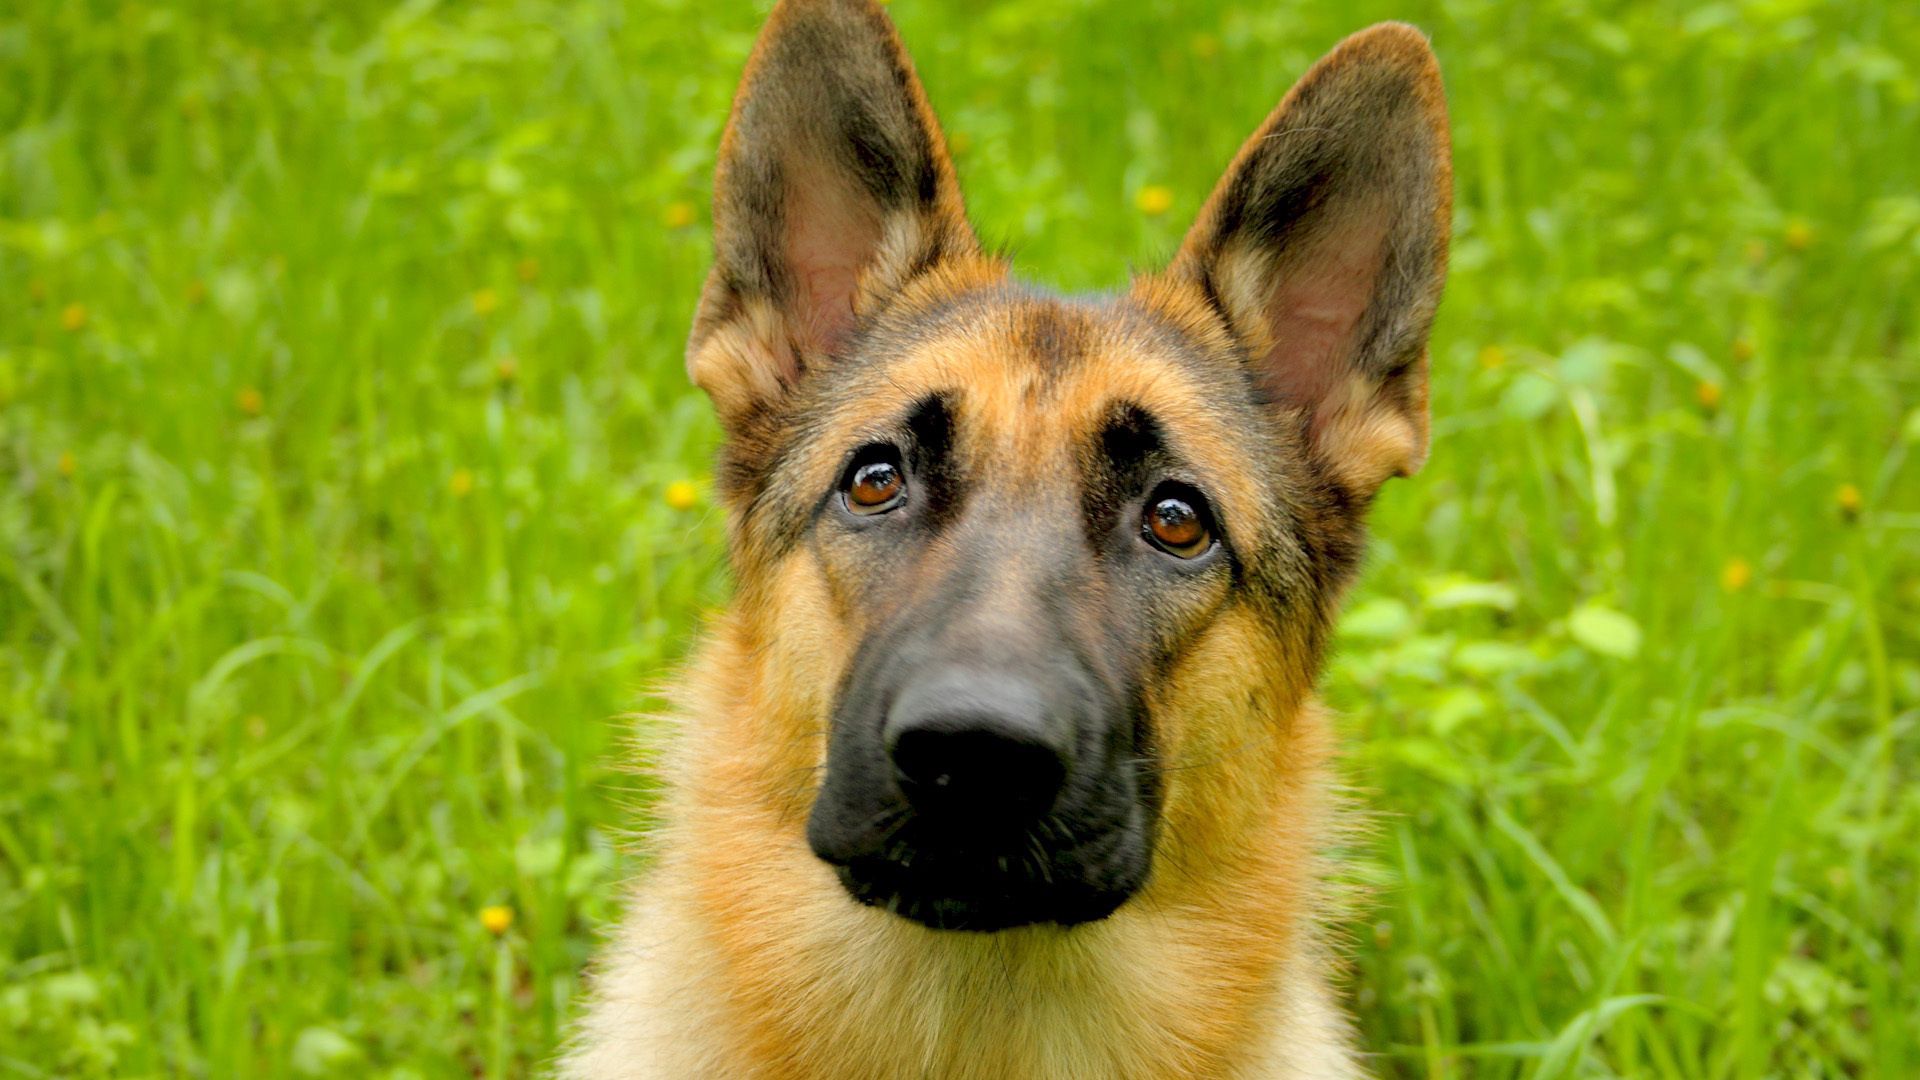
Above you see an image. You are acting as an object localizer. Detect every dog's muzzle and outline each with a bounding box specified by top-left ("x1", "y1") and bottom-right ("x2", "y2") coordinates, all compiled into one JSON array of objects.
[{"x1": 807, "y1": 652, "x2": 1157, "y2": 932}]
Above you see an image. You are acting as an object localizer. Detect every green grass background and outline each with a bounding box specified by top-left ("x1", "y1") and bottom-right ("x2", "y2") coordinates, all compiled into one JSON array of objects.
[{"x1": 4, "y1": 0, "x2": 1918, "y2": 1076}]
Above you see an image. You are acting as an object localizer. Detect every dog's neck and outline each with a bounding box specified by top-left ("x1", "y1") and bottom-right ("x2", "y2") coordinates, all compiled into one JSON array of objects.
[{"x1": 621, "y1": 614, "x2": 1356, "y2": 1079}]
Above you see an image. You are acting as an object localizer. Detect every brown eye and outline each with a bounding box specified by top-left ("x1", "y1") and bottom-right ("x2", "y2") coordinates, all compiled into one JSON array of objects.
[
  {"x1": 1144, "y1": 493, "x2": 1212, "y2": 558},
  {"x1": 845, "y1": 456, "x2": 905, "y2": 514}
]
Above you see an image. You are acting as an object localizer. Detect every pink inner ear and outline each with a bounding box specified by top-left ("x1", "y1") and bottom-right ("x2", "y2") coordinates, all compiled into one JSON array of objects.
[
  {"x1": 784, "y1": 163, "x2": 884, "y2": 366},
  {"x1": 1257, "y1": 211, "x2": 1390, "y2": 418}
]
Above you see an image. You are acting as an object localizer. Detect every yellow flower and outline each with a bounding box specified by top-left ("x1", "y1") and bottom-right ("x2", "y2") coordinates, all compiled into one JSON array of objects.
[
  {"x1": 61, "y1": 303, "x2": 88, "y2": 332},
  {"x1": 236, "y1": 386, "x2": 264, "y2": 416},
  {"x1": 450, "y1": 469, "x2": 475, "y2": 497},
  {"x1": 1135, "y1": 185, "x2": 1174, "y2": 216},
  {"x1": 662, "y1": 201, "x2": 697, "y2": 230},
  {"x1": 471, "y1": 288, "x2": 499, "y2": 317},
  {"x1": 479, "y1": 905, "x2": 514, "y2": 937},
  {"x1": 1720, "y1": 558, "x2": 1751, "y2": 593},
  {"x1": 664, "y1": 480, "x2": 700, "y2": 511},
  {"x1": 1694, "y1": 381, "x2": 1722, "y2": 411},
  {"x1": 57, "y1": 451, "x2": 77, "y2": 478},
  {"x1": 1477, "y1": 344, "x2": 1507, "y2": 370},
  {"x1": 1783, "y1": 219, "x2": 1814, "y2": 251},
  {"x1": 516, "y1": 257, "x2": 540, "y2": 284},
  {"x1": 495, "y1": 356, "x2": 519, "y2": 384},
  {"x1": 1730, "y1": 336, "x2": 1754, "y2": 363},
  {"x1": 1836, "y1": 482, "x2": 1861, "y2": 521}
]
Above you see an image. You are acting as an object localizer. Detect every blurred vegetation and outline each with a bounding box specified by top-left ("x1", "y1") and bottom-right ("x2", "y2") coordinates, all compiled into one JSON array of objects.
[{"x1": 3, "y1": 0, "x2": 1917, "y2": 1076}]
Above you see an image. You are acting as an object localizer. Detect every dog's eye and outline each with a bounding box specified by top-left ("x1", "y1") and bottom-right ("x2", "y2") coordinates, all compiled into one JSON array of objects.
[
  {"x1": 843, "y1": 447, "x2": 907, "y2": 514},
  {"x1": 1142, "y1": 486, "x2": 1214, "y2": 559}
]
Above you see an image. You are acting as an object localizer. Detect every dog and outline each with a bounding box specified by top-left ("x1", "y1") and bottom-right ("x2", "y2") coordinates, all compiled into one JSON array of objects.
[{"x1": 565, "y1": 1, "x2": 1449, "y2": 1075}]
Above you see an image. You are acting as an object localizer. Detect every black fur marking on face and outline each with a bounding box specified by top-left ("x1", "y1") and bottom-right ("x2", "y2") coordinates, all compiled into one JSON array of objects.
[
  {"x1": 1078, "y1": 402, "x2": 1161, "y2": 557},
  {"x1": 903, "y1": 393, "x2": 963, "y2": 532}
]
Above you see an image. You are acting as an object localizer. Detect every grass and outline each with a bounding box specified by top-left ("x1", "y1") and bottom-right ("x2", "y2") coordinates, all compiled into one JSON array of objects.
[{"x1": 2, "y1": 0, "x2": 1916, "y2": 1076}]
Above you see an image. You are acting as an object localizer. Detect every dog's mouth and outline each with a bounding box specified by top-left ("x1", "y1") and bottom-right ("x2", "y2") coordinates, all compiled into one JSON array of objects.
[{"x1": 819, "y1": 804, "x2": 1154, "y2": 931}]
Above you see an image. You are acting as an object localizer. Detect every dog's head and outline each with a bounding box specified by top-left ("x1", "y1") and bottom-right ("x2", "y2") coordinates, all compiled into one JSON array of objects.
[{"x1": 686, "y1": 0, "x2": 1449, "y2": 931}]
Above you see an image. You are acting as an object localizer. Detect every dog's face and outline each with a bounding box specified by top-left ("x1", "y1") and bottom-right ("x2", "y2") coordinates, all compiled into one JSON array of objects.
[
  {"x1": 782, "y1": 299, "x2": 1313, "y2": 930},
  {"x1": 686, "y1": 0, "x2": 1449, "y2": 932}
]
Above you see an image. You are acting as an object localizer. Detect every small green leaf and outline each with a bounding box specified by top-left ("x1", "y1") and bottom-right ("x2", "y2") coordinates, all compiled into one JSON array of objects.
[
  {"x1": 1381, "y1": 738, "x2": 1474, "y2": 787},
  {"x1": 1454, "y1": 640, "x2": 1539, "y2": 677},
  {"x1": 516, "y1": 834, "x2": 565, "y2": 877},
  {"x1": 1557, "y1": 338, "x2": 1618, "y2": 386},
  {"x1": 1423, "y1": 574, "x2": 1520, "y2": 612},
  {"x1": 1667, "y1": 342, "x2": 1724, "y2": 384},
  {"x1": 40, "y1": 971, "x2": 102, "y2": 1008},
  {"x1": 1569, "y1": 603, "x2": 1642, "y2": 659},
  {"x1": 1429, "y1": 686, "x2": 1491, "y2": 736},
  {"x1": 292, "y1": 1027, "x2": 361, "y2": 1077},
  {"x1": 1501, "y1": 371, "x2": 1559, "y2": 420},
  {"x1": 1341, "y1": 597, "x2": 1415, "y2": 640}
]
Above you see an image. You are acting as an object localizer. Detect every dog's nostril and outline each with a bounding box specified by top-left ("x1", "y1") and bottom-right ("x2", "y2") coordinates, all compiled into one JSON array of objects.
[{"x1": 890, "y1": 724, "x2": 1068, "y2": 823}]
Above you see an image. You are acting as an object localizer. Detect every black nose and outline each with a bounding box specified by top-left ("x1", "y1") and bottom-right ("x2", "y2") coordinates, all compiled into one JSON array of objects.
[{"x1": 884, "y1": 669, "x2": 1071, "y2": 825}]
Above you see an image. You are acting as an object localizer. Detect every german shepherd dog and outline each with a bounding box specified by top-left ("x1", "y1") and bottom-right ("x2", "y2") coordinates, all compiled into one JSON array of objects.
[{"x1": 566, "y1": 1, "x2": 1448, "y2": 1075}]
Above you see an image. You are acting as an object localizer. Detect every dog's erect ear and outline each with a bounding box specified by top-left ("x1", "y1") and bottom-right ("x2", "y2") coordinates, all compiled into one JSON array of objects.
[
  {"x1": 688, "y1": 0, "x2": 978, "y2": 432},
  {"x1": 1169, "y1": 23, "x2": 1451, "y2": 497}
]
